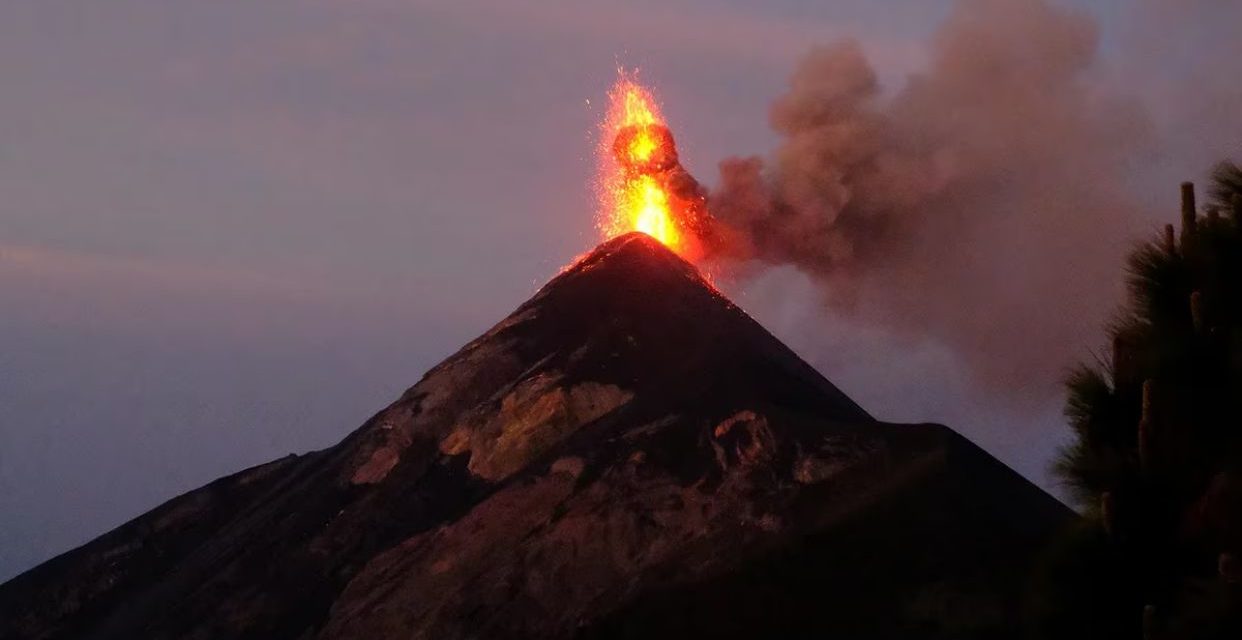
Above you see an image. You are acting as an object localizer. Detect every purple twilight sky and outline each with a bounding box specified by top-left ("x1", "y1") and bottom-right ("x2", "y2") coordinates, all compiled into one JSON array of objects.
[{"x1": 2, "y1": 0, "x2": 1240, "y2": 581}]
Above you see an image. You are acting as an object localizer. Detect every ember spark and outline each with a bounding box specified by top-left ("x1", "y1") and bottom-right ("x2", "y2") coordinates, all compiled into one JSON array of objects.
[{"x1": 596, "y1": 72, "x2": 705, "y2": 259}]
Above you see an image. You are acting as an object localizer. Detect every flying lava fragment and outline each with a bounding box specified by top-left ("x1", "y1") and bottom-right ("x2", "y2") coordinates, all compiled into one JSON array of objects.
[{"x1": 596, "y1": 71, "x2": 709, "y2": 260}]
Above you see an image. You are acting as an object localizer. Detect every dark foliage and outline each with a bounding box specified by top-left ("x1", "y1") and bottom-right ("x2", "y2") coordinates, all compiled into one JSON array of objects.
[
  {"x1": 1049, "y1": 171, "x2": 1242, "y2": 637},
  {"x1": 1209, "y1": 161, "x2": 1242, "y2": 212}
]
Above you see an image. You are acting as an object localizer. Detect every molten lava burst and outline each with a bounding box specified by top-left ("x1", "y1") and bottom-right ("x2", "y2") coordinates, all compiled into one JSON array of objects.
[{"x1": 597, "y1": 72, "x2": 697, "y2": 257}]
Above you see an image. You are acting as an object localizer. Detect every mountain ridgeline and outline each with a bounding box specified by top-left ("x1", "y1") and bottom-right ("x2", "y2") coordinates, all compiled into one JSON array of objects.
[{"x1": 0, "y1": 233, "x2": 1073, "y2": 639}]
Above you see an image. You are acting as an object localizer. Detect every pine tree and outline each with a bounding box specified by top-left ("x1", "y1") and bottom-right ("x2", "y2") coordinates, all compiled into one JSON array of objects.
[{"x1": 1052, "y1": 169, "x2": 1242, "y2": 637}]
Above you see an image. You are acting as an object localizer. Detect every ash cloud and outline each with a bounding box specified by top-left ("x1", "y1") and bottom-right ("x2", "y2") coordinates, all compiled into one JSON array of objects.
[{"x1": 708, "y1": 0, "x2": 1153, "y2": 400}]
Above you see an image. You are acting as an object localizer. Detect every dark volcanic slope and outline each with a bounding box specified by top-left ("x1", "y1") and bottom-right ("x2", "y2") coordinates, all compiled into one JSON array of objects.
[{"x1": 0, "y1": 233, "x2": 1073, "y2": 640}]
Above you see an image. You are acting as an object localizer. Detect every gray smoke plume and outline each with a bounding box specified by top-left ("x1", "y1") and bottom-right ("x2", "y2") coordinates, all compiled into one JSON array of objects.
[{"x1": 709, "y1": 0, "x2": 1153, "y2": 400}]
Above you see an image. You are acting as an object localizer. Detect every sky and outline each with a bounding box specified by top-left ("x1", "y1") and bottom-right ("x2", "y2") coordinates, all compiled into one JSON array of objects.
[{"x1": 2, "y1": 0, "x2": 1239, "y2": 581}]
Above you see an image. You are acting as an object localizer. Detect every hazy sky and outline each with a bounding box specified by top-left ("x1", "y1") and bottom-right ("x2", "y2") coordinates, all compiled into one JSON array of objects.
[{"x1": 2, "y1": 0, "x2": 1239, "y2": 581}]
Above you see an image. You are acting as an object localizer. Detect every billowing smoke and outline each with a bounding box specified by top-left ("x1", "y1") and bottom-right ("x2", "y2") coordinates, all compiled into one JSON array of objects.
[{"x1": 707, "y1": 0, "x2": 1153, "y2": 401}]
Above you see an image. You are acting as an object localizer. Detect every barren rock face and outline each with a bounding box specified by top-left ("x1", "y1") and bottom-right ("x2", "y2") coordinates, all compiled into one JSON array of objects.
[
  {"x1": 325, "y1": 411, "x2": 811, "y2": 640},
  {"x1": 445, "y1": 373, "x2": 633, "y2": 481},
  {"x1": 711, "y1": 410, "x2": 777, "y2": 469},
  {"x1": 0, "y1": 233, "x2": 1073, "y2": 640}
]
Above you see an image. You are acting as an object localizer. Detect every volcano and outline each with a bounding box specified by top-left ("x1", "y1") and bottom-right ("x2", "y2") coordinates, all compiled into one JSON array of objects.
[{"x1": 0, "y1": 233, "x2": 1072, "y2": 639}]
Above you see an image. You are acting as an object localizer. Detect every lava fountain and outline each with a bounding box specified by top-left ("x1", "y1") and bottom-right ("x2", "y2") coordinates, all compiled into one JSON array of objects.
[{"x1": 596, "y1": 72, "x2": 708, "y2": 260}]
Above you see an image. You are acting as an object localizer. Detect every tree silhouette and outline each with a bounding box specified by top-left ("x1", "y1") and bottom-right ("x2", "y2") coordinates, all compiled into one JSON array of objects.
[{"x1": 1051, "y1": 169, "x2": 1242, "y2": 637}]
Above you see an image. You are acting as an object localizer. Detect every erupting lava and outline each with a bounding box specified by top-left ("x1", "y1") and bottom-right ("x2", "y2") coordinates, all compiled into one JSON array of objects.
[{"x1": 597, "y1": 72, "x2": 707, "y2": 259}]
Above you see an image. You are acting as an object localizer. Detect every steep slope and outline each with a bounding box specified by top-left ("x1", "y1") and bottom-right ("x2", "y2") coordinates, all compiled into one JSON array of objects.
[{"x1": 0, "y1": 233, "x2": 1074, "y2": 639}]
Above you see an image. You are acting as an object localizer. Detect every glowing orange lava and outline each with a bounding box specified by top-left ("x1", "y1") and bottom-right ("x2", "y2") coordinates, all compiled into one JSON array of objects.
[{"x1": 597, "y1": 72, "x2": 699, "y2": 257}]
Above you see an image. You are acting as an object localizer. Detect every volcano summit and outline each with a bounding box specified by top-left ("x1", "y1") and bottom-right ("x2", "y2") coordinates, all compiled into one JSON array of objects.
[{"x1": 0, "y1": 233, "x2": 1072, "y2": 639}]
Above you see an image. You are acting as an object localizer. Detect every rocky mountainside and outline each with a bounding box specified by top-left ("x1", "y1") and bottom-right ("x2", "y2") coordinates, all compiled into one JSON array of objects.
[{"x1": 0, "y1": 233, "x2": 1074, "y2": 639}]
